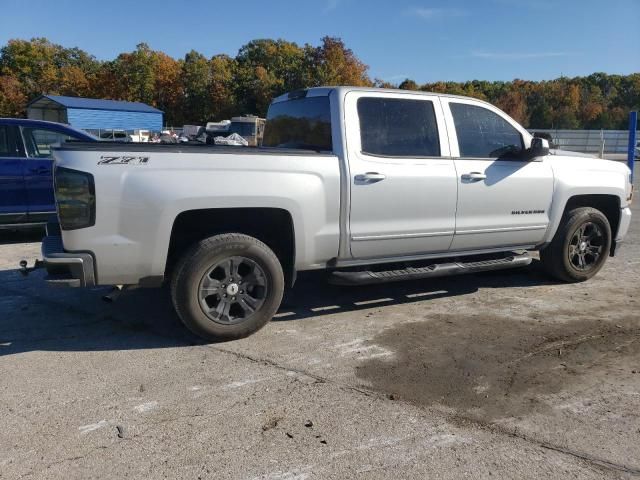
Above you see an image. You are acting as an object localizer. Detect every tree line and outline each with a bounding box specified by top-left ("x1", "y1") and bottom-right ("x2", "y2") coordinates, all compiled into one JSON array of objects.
[{"x1": 1, "y1": 37, "x2": 638, "y2": 129}]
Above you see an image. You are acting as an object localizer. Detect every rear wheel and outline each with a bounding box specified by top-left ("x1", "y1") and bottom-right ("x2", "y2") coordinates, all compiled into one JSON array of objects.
[
  {"x1": 171, "y1": 233, "x2": 284, "y2": 341},
  {"x1": 540, "y1": 207, "x2": 611, "y2": 282}
]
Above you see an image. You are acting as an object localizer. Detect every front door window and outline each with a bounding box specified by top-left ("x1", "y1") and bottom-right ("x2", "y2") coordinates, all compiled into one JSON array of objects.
[{"x1": 450, "y1": 102, "x2": 523, "y2": 159}]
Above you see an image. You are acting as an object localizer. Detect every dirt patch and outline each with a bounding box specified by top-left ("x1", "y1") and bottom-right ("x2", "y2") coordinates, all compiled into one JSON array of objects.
[{"x1": 356, "y1": 314, "x2": 640, "y2": 421}]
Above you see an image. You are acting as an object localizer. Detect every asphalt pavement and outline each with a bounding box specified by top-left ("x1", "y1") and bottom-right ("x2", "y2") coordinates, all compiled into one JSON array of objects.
[{"x1": 0, "y1": 173, "x2": 638, "y2": 479}]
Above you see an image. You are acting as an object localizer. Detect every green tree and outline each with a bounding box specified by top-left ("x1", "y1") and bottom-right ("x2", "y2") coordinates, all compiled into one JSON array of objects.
[
  {"x1": 306, "y1": 36, "x2": 371, "y2": 87},
  {"x1": 0, "y1": 36, "x2": 638, "y2": 129},
  {"x1": 181, "y1": 50, "x2": 211, "y2": 123},
  {"x1": 234, "y1": 39, "x2": 308, "y2": 116},
  {"x1": 0, "y1": 38, "x2": 99, "y2": 101},
  {"x1": 108, "y1": 43, "x2": 157, "y2": 104},
  {"x1": 209, "y1": 54, "x2": 237, "y2": 121},
  {"x1": 398, "y1": 79, "x2": 418, "y2": 90}
]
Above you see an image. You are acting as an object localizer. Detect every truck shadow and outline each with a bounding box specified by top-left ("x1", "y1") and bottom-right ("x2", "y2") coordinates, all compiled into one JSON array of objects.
[
  {"x1": 276, "y1": 263, "x2": 554, "y2": 321},
  {"x1": 0, "y1": 261, "x2": 559, "y2": 356}
]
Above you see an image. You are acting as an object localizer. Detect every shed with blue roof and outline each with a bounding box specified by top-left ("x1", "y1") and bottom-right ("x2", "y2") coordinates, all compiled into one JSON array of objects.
[{"x1": 26, "y1": 95, "x2": 163, "y2": 132}]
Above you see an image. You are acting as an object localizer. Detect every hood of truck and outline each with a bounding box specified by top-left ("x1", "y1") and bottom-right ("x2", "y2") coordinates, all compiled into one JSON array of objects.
[
  {"x1": 546, "y1": 152, "x2": 631, "y2": 175},
  {"x1": 550, "y1": 148, "x2": 597, "y2": 158},
  {"x1": 546, "y1": 151, "x2": 633, "y2": 205}
]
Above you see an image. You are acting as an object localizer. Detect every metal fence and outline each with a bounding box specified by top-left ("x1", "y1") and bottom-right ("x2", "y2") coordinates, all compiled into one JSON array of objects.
[{"x1": 529, "y1": 129, "x2": 639, "y2": 156}]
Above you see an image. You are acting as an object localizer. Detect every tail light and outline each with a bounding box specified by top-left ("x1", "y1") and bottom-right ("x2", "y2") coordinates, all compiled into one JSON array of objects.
[{"x1": 54, "y1": 167, "x2": 96, "y2": 230}]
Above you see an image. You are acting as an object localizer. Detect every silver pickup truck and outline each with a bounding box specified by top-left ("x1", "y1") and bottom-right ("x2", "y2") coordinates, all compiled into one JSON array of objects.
[{"x1": 37, "y1": 87, "x2": 633, "y2": 341}]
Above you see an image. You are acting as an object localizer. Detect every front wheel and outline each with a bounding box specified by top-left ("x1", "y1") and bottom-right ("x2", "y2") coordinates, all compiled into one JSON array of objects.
[
  {"x1": 540, "y1": 207, "x2": 611, "y2": 282},
  {"x1": 171, "y1": 233, "x2": 284, "y2": 341}
]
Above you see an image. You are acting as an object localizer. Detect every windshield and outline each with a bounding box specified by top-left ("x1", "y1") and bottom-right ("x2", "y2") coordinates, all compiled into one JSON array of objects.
[
  {"x1": 262, "y1": 96, "x2": 332, "y2": 151},
  {"x1": 64, "y1": 126, "x2": 98, "y2": 141}
]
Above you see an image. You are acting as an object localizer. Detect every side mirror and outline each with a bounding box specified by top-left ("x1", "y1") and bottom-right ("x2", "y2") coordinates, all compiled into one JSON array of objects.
[{"x1": 529, "y1": 137, "x2": 549, "y2": 158}]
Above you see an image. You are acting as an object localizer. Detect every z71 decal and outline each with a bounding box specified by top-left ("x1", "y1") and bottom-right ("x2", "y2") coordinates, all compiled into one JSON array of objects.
[{"x1": 98, "y1": 156, "x2": 149, "y2": 165}]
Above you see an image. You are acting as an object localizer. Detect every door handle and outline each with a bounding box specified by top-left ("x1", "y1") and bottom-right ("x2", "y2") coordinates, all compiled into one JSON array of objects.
[
  {"x1": 354, "y1": 172, "x2": 386, "y2": 184},
  {"x1": 29, "y1": 167, "x2": 49, "y2": 174},
  {"x1": 461, "y1": 172, "x2": 487, "y2": 181}
]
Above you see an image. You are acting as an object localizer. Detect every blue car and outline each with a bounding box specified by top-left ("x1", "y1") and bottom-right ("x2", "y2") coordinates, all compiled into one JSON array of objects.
[{"x1": 0, "y1": 118, "x2": 97, "y2": 229}]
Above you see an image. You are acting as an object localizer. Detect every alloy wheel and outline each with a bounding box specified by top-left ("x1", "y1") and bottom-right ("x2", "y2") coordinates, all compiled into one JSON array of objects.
[{"x1": 198, "y1": 256, "x2": 268, "y2": 324}]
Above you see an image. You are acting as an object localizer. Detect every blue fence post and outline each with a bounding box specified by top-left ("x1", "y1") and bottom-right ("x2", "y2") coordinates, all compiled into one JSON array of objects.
[{"x1": 628, "y1": 111, "x2": 637, "y2": 181}]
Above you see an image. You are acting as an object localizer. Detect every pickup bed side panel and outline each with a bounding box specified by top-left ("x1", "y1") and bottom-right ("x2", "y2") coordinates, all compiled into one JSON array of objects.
[{"x1": 53, "y1": 149, "x2": 341, "y2": 285}]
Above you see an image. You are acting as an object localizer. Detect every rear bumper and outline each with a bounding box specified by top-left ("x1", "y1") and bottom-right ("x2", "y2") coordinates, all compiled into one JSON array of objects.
[{"x1": 42, "y1": 225, "x2": 96, "y2": 287}]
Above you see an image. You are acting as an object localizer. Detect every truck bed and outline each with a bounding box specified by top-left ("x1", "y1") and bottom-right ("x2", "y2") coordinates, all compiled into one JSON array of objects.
[{"x1": 56, "y1": 141, "x2": 332, "y2": 156}]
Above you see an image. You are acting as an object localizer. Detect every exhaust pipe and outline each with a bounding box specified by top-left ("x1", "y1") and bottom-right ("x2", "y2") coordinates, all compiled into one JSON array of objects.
[
  {"x1": 102, "y1": 285, "x2": 137, "y2": 303},
  {"x1": 102, "y1": 285, "x2": 124, "y2": 303}
]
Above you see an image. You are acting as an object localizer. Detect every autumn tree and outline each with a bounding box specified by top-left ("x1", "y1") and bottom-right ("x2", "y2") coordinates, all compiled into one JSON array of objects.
[
  {"x1": 57, "y1": 66, "x2": 90, "y2": 96},
  {"x1": 306, "y1": 37, "x2": 371, "y2": 87},
  {"x1": 0, "y1": 36, "x2": 637, "y2": 129},
  {"x1": 580, "y1": 84, "x2": 605, "y2": 127},
  {"x1": 151, "y1": 51, "x2": 182, "y2": 124},
  {"x1": 495, "y1": 80, "x2": 529, "y2": 125},
  {"x1": 0, "y1": 74, "x2": 27, "y2": 116},
  {"x1": 0, "y1": 38, "x2": 99, "y2": 105}
]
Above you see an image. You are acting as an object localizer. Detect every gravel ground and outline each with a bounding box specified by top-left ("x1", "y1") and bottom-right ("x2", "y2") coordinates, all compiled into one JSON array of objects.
[{"x1": 0, "y1": 172, "x2": 638, "y2": 479}]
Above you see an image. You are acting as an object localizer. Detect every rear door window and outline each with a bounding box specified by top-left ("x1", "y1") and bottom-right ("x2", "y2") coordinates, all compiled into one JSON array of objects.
[
  {"x1": 450, "y1": 103, "x2": 523, "y2": 158},
  {"x1": 357, "y1": 97, "x2": 440, "y2": 157},
  {"x1": 0, "y1": 126, "x2": 11, "y2": 156},
  {"x1": 0, "y1": 126, "x2": 21, "y2": 157},
  {"x1": 22, "y1": 128, "x2": 77, "y2": 158},
  {"x1": 263, "y1": 96, "x2": 332, "y2": 151}
]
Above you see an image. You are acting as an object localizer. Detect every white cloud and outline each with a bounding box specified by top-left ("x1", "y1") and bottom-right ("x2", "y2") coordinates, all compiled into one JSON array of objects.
[
  {"x1": 471, "y1": 51, "x2": 570, "y2": 60},
  {"x1": 324, "y1": 0, "x2": 340, "y2": 12},
  {"x1": 407, "y1": 7, "x2": 469, "y2": 20},
  {"x1": 383, "y1": 74, "x2": 411, "y2": 82},
  {"x1": 490, "y1": 0, "x2": 555, "y2": 8}
]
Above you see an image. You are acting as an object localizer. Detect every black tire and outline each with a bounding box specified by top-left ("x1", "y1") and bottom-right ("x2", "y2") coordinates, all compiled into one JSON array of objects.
[
  {"x1": 171, "y1": 233, "x2": 284, "y2": 341},
  {"x1": 540, "y1": 207, "x2": 611, "y2": 283}
]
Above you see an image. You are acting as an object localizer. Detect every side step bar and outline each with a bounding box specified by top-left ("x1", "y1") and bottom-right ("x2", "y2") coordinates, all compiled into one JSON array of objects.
[{"x1": 328, "y1": 253, "x2": 532, "y2": 286}]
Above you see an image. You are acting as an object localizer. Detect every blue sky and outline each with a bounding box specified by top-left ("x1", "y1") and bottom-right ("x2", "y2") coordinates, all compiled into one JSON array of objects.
[{"x1": 1, "y1": 0, "x2": 638, "y2": 83}]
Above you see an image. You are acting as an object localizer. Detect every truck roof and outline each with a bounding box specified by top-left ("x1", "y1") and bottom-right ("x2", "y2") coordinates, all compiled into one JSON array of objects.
[{"x1": 271, "y1": 86, "x2": 495, "y2": 107}]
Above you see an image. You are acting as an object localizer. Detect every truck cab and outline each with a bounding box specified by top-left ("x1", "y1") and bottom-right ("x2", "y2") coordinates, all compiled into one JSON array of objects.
[{"x1": 0, "y1": 118, "x2": 96, "y2": 228}]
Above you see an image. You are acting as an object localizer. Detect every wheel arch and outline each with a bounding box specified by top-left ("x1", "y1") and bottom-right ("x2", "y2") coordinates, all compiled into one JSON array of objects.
[
  {"x1": 165, "y1": 207, "x2": 296, "y2": 286},
  {"x1": 551, "y1": 194, "x2": 621, "y2": 256}
]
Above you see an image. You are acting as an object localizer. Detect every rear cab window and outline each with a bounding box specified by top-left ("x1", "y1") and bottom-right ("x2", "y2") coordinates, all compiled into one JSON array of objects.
[
  {"x1": 357, "y1": 97, "x2": 440, "y2": 157},
  {"x1": 262, "y1": 95, "x2": 332, "y2": 152}
]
